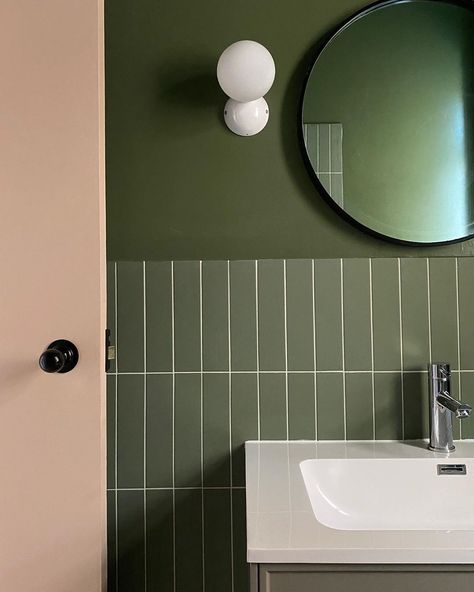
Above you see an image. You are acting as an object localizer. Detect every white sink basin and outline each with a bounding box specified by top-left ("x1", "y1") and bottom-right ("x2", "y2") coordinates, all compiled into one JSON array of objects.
[
  {"x1": 245, "y1": 440, "x2": 474, "y2": 563},
  {"x1": 301, "y1": 457, "x2": 474, "y2": 531}
]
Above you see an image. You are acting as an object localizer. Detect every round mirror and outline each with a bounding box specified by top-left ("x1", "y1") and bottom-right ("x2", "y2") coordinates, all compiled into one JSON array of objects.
[{"x1": 301, "y1": 0, "x2": 474, "y2": 244}]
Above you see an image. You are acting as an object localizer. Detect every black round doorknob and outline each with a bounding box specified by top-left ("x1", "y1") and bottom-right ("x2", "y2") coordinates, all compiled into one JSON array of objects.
[{"x1": 39, "y1": 339, "x2": 79, "y2": 374}]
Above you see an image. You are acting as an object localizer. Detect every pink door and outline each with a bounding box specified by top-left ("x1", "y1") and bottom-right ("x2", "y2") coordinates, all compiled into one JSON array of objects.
[{"x1": 0, "y1": 1, "x2": 106, "y2": 591}]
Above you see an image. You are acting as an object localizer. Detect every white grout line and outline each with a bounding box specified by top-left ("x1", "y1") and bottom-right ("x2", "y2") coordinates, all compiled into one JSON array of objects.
[
  {"x1": 255, "y1": 261, "x2": 261, "y2": 440},
  {"x1": 227, "y1": 261, "x2": 235, "y2": 592},
  {"x1": 283, "y1": 260, "x2": 289, "y2": 440},
  {"x1": 199, "y1": 261, "x2": 205, "y2": 592},
  {"x1": 114, "y1": 262, "x2": 119, "y2": 592},
  {"x1": 171, "y1": 261, "x2": 176, "y2": 592},
  {"x1": 369, "y1": 259, "x2": 376, "y2": 439},
  {"x1": 340, "y1": 259, "x2": 347, "y2": 440},
  {"x1": 456, "y1": 258, "x2": 463, "y2": 439},
  {"x1": 142, "y1": 262, "x2": 147, "y2": 591},
  {"x1": 427, "y1": 258, "x2": 432, "y2": 363},
  {"x1": 109, "y1": 369, "x2": 442, "y2": 375},
  {"x1": 107, "y1": 487, "x2": 247, "y2": 491},
  {"x1": 398, "y1": 258, "x2": 405, "y2": 440},
  {"x1": 312, "y1": 260, "x2": 318, "y2": 440}
]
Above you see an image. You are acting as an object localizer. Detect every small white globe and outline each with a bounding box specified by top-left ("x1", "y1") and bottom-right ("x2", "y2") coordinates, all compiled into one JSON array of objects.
[
  {"x1": 217, "y1": 40, "x2": 275, "y2": 102},
  {"x1": 223, "y1": 97, "x2": 269, "y2": 136}
]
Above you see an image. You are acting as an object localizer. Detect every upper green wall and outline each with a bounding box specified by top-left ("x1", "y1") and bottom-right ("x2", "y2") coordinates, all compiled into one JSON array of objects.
[{"x1": 105, "y1": 0, "x2": 474, "y2": 260}]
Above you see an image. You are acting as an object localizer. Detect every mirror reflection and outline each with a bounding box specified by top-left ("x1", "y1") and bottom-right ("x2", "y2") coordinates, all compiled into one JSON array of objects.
[{"x1": 302, "y1": 0, "x2": 474, "y2": 244}]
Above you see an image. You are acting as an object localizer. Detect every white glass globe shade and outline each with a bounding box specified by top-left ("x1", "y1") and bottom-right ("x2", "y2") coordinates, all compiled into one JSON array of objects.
[
  {"x1": 224, "y1": 97, "x2": 269, "y2": 136},
  {"x1": 217, "y1": 40, "x2": 275, "y2": 102}
]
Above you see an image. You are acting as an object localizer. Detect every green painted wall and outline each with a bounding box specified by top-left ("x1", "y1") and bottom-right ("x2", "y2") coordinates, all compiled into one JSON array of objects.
[{"x1": 106, "y1": 0, "x2": 474, "y2": 260}]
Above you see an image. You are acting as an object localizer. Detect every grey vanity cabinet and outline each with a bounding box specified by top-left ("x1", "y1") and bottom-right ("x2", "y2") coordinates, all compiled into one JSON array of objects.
[{"x1": 251, "y1": 564, "x2": 474, "y2": 592}]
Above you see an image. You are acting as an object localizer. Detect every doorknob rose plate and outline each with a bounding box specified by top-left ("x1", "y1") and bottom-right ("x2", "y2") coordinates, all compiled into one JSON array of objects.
[{"x1": 39, "y1": 339, "x2": 79, "y2": 373}]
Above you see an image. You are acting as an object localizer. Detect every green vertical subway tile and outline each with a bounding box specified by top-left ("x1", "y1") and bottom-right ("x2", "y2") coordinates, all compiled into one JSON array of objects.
[
  {"x1": 202, "y1": 261, "x2": 229, "y2": 371},
  {"x1": 175, "y1": 489, "x2": 203, "y2": 592},
  {"x1": 117, "y1": 490, "x2": 145, "y2": 592},
  {"x1": 107, "y1": 261, "x2": 116, "y2": 373},
  {"x1": 117, "y1": 262, "x2": 144, "y2": 372},
  {"x1": 146, "y1": 490, "x2": 174, "y2": 592},
  {"x1": 258, "y1": 260, "x2": 285, "y2": 371},
  {"x1": 316, "y1": 373, "x2": 345, "y2": 440},
  {"x1": 403, "y1": 373, "x2": 429, "y2": 440},
  {"x1": 203, "y1": 373, "x2": 230, "y2": 487},
  {"x1": 449, "y1": 375, "x2": 461, "y2": 441},
  {"x1": 203, "y1": 490, "x2": 232, "y2": 592},
  {"x1": 259, "y1": 373, "x2": 287, "y2": 439},
  {"x1": 117, "y1": 375, "x2": 144, "y2": 488},
  {"x1": 146, "y1": 261, "x2": 172, "y2": 372},
  {"x1": 345, "y1": 373, "x2": 373, "y2": 440},
  {"x1": 286, "y1": 260, "x2": 314, "y2": 371},
  {"x1": 314, "y1": 259, "x2": 343, "y2": 370},
  {"x1": 288, "y1": 373, "x2": 316, "y2": 439},
  {"x1": 343, "y1": 259, "x2": 372, "y2": 371},
  {"x1": 106, "y1": 491, "x2": 116, "y2": 592},
  {"x1": 175, "y1": 374, "x2": 201, "y2": 487},
  {"x1": 460, "y1": 373, "x2": 474, "y2": 438},
  {"x1": 174, "y1": 261, "x2": 200, "y2": 372},
  {"x1": 107, "y1": 374, "x2": 116, "y2": 489},
  {"x1": 230, "y1": 261, "x2": 257, "y2": 371},
  {"x1": 232, "y1": 488, "x2": 249, "y2": 592},
  {"x1": 231, "y1": 373, "x2": 258, "y2": 487},
  {"x1": 400, "y1": 259, "x2": 430, "y2": 371},
  {"x1": 429, "y1": 258, "x2": 458, "y2": 368},
  {"x1": 372, "y1": 258, "x2": 401, "y2": 371},
  {"x1": 374, "y1": 373, "x2": 403, "y2": 440},
  {"x1": 146, "y1": 375, "x2": 173, "y2": 488},
  {"x1": 458, "y1": 258, "x2": 474, "y2": 369}
]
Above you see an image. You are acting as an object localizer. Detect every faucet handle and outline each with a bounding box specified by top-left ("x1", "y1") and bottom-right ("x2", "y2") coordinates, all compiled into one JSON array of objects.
[{"x1": 438, "y1": 364, "x2": 451, "y2": 378}]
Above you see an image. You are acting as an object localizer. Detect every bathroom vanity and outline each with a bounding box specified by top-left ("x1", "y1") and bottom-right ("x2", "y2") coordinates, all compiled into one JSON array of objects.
[{"x1": 245, "y1": 441, "x2": 474, "y2": 591}]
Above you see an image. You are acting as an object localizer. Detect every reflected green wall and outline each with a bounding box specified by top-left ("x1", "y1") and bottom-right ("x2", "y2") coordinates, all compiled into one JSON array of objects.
[{"x1": 106, "y1": 0, "x2": 474, "y2": 260}]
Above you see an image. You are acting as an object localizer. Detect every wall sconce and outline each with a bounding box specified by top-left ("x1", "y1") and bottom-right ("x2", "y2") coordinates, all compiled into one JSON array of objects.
[{"x1": 217, "y1": 40, "x2": 275, "y2": 136}]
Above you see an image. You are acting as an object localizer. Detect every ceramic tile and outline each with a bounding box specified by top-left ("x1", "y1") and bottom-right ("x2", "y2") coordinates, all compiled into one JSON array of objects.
[
  {"x1": 231, "y1": 373, "x2": 258, "y2": 487},
  {"x1": 117, "y1": 262, "x2": 144, "y2": 372},
  {"x1": 174, "y1": 373, "x2": 201, "y2": 487},
  {"x1": 203, "y1": 373, "x2": 230, "y2": 486},
  {"x1": 259, "y1": 373, "x2": 287, "y2": 439},
  {"x1": 174, "y1": 261, "x2": 200, "y2": 371},
  {"x1": 314, "y1": 259, "x2": 343, "y2": 370},
  {"x1": 372, "y1": 258, "x2": 401, "y2": 371},
  {"x1": 146, "y1": 374, "x2": 173, "y2": 488},
  {"x1": 343, "y1": 258, "x2": 372, "y2": 371},
  {"x1": 146, "y1": 490, "x2": 174, "y2": 592},
  {"x1": 203, "y1": 490, "x2": 232, "y2": 592},
  {"x1": 258, "y1": 260, "x2": 285, "y2": 371},
  {"x1": 345, "y1": 373, "x2": 373, "y2": 440},
  {"x1": 286, "y1": 259, "x2": 314, "y2": 371},
  {"x1": 175, "y1": 489, "x2": 203, "y2": 592},
  {"x1": 288, "y1": 373, "x2": 316, "y2": 439},
  {"x1": 117, "y1": 490, "x2": 145, "y2": 592},
  {"x1": 202, "y1": 261, "x2": 229, "y2": 371},
  {"x1": 117, "y1": 375, "x2": 144, "y2": 488},
  {"x1": 230, "y1": 260, "x2": 257, "y2": 371},
  {"x1": 316, "y1": 373, "x2": 345, "y2": 440},
  {"x1": 146, "y1": 261, "x2": 172, "y2": 372}
]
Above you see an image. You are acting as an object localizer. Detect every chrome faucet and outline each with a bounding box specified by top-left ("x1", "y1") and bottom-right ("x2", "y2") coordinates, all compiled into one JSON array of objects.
[{"x1": 428, "y1": 363, "x2": 472, "y2": 452}]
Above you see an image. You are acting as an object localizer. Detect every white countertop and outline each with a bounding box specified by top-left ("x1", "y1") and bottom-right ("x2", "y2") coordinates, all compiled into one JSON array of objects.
[{"x1": 245, "y1": 440, "x2": 474, "y2": 564}]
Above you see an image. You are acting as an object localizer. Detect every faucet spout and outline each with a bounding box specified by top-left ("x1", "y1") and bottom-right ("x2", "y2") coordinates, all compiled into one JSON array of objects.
[
  {"x1": 436, "y1": 391, "x2": 472, "y2": 419},
  {"x1": 428, "y1": 363, "x2": 472, "y2": 453}
]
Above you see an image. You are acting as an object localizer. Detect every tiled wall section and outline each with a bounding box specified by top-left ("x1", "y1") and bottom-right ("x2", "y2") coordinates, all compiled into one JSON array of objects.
[{"x1": 107, "y1": 258, "x2": 474, "y2": 592}]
